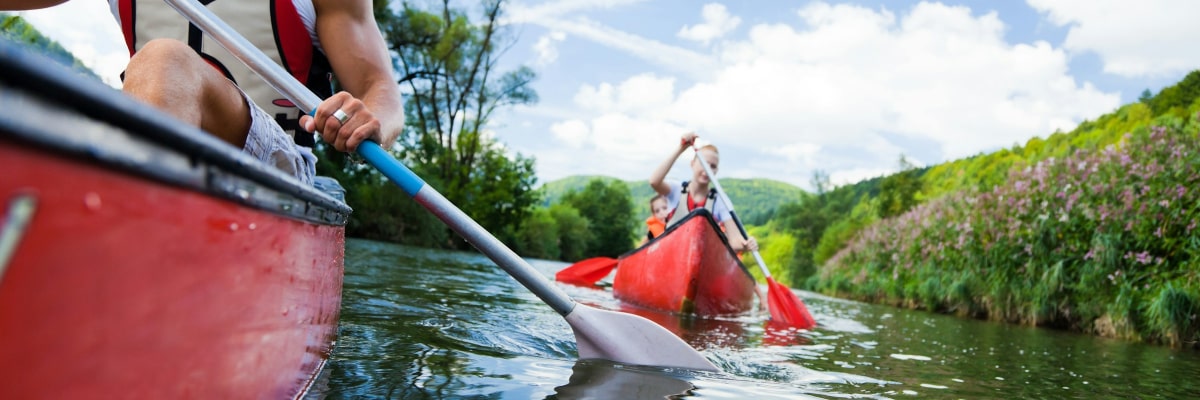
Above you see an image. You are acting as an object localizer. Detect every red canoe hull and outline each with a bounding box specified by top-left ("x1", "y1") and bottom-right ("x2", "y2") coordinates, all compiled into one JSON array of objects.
[
  {"x1": 612, "y1": 211, "x2": 755, "y2": 316},
  {"x1": 0, "y1": 144, "x2": 344, "y2": 399}
]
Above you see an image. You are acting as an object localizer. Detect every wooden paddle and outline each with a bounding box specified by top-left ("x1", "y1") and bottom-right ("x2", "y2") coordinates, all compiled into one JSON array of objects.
[
  {"x1": 165, "y1": 0, "x2": 718, "y2": 371},
  {"x1": 692, "y1": 143, "x2": 816, "y2": 329},
  {"x1": 555, "y1": 257, "x2": 618, "y2": 286}
]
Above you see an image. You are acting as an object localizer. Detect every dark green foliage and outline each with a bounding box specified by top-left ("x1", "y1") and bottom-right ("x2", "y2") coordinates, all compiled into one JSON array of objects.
[
  {"x1": 513, "y1": 207, "x2": 559, "y2": 260},
  {"x1": 561, "y1": 178, "x2": 636, "y2": 258},
  {"x1": 1147, "y1": 70, "x2": 1200, "y2": 116},
  {"x1": 510, "y1": 203, "x2": 591, "y2": 261},
  {"x1": 1138, "y1": 89, "x2": 1153, "y2": 104},
  {"x1": 876, "y1": 155, "x2": 923, "y2": 219},
  {"x1": 769, "y1": 170, "x2": 883, "y2": 287},
  {"x1": 1143, "y1": 283, "x2": 1200, "y2": 347},
  {"x1": 549, "y1": 204, "x2": 592, "y2": 261},
  {"x1": 319, "y1": 1, "x2": 540, "y2": 250}
]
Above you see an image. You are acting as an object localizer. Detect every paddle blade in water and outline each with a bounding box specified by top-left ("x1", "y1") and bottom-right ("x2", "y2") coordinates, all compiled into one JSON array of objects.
[
  {"x1": 555, "y1": 257, "x2": 618, "y2": 286},
  {"x1": 565, "y1": 304, "x2": 718, "y2": 371},
  {"x1": 766, "y1": 278, "x2": 816, "y2": 329}
]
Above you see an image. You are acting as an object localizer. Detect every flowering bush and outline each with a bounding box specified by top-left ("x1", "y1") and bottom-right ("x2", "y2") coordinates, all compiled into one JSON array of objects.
[{"x1": 816, "y1": 115, "x2": 1200, "y2": 347}]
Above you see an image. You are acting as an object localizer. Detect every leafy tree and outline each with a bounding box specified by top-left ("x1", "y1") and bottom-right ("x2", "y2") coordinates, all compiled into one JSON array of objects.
[
  {"x1": 345, "y1": 176, "x2": 449, "y2": 248},
  {"x1": 1148, "y1": 70, "x2": 1200, "y2": 116},
  {"x1": 811, "y1": 169, "x2": 832, "y2": 196},
  {"x1": 513, "y1": 207, "x2": 559, "y2": 260},
  {"x1": 1139, "y1": 88, "x2": 1153, "y2": 104},
  {"x1": 360, "y1": 0, "x2": 539, "y2": 247},
  {"x1": 877, "y1": 154, "x2": 922, "y2": 219},
  {"x1": 549, "y1": 203, "x2": 591, "y2": 261},
  {"x1": 562, "y1": 178, "x2": 636, "y2": 257},
  {"x1": 813, "y1": 196, "x2": 877, "y2": 266}
]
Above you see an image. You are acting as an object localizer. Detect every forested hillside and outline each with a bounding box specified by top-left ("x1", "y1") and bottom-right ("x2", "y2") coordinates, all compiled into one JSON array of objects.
[{"x1": 540, "y1": 175, "x2": 806, "y2": 225}]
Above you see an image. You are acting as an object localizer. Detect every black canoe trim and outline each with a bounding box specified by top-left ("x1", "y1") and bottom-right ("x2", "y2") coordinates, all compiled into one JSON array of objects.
[{"x1": 0, "y1": 38, "x2": 350, "y2": 225}]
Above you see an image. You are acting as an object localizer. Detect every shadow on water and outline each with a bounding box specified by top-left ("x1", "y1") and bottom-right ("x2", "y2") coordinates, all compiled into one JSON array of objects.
[{"x1": 311, "y1": 238, "x2": 1200, "y2": 399}]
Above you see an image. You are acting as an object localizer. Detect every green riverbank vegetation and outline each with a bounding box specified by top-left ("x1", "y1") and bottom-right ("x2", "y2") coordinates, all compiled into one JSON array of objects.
[{"x1": 750, "y1": 71, "x2": 1200, "y2": 348}]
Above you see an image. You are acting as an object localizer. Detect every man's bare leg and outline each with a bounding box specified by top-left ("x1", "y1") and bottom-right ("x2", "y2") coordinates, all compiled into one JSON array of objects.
[{"x1": 122, "y1": 39, "x2": 252, "y2": 148}]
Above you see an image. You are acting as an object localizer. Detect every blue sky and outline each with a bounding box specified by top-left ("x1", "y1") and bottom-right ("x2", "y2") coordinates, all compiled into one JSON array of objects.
[{"x1": 17, "y1": 1, "x2": 1200, "y2": 190}]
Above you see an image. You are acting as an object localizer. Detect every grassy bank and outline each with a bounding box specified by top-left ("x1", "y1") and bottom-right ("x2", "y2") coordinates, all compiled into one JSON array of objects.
[{"x1": 811, "y1": 116, "x2": 1200, "y2": 348}]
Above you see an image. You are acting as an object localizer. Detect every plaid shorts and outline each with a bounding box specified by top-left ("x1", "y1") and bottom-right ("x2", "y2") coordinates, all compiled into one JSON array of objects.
[{"x1": 238, "y1": 88, "x2": 316, "y2": 185}]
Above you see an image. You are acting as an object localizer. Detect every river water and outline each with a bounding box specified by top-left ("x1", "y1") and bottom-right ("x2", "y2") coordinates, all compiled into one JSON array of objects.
[{"x1": 308, "y1": 238, "x2": 1200, "y2": 399}]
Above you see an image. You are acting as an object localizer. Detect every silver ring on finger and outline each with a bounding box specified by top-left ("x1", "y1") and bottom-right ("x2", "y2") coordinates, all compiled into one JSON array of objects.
[{"x1": 333, "y1": 109, "x2": 350, "y2": 124}]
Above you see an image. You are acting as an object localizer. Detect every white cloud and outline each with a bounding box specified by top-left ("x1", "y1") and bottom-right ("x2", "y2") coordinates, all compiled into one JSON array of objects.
[
  {"x1": 505, "y1": 1, "x2": 716, "y2": 79},
  {"x1": 763, "y1": 142, "x2": 821, "y2": 164},
  {"x1": 541, "y1": 1, "x2": 1119, "y2": 188},
  {"x1": 1027, "y1": 0, "x2": 1200, "y2": 78},
  {"x1": 16, "y1": 2, "x2": 127, "y2": 88},
  {"x1": 550, "y1": 119, "x2": 590, "y2": 148},
  {"x1": 533, "y1": 31, "x2": 567, "y2": 65},
  {"x1": 573, "y1": 73, "x2": 675, "y2": 116},
  {"x1": 506, "y1": 0, "x2": 647, "y2": 24},
  {"x1": 677, "y1": 3, "x2": 742, "y2": 45}
]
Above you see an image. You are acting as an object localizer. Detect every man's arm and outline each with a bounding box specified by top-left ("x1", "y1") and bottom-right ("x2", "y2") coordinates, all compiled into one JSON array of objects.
[
  {"x1": 0, "y1": 0, "x2": 67, "y2": 10},
  {"x1": 307, "y1": 0, "x2": 404, "y2": 152}
]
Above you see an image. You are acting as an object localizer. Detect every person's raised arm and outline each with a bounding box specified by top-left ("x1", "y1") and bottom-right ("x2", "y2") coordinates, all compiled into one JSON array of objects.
[
  {"x1": 305, "y1": 0, "x2": 404, "y2": 152},
  {"x1": 0, "y1": 0, "x2": 67, "y2": 10},
  {"x1": 649, "y1": 132, "x2": 697, "y2": 196}
]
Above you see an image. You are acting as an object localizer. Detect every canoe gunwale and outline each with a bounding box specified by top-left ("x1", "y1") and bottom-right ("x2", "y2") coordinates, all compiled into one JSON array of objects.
[
  {"x1": 613, "y1": 209, "x2": 757, "y2": 315},
  {"x1": 0, "y1": 39, "x2": 349, "y2": 225},
  {"x1": 622, "y1": 209, "x2": 755, "y2": 282}
]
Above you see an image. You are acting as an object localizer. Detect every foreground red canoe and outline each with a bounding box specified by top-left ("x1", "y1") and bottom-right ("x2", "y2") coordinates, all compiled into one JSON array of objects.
[
  {"x1": 0, "y1": 41, "x2": 348, "y2": 398},
  {"x1": 612, "y1": 210, "x2": 756, "y2": 316}
]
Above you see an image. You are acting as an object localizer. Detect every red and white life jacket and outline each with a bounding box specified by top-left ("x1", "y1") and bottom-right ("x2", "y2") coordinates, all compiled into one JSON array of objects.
[
  {"x1": 665, "y1": 180, "x2": 716, "y2": 227},
  {"x1": 109, "y1": 0, "x2": 334, "y2": 147}
]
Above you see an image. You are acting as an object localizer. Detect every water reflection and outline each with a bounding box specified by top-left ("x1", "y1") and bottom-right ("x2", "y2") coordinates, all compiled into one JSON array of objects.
[
  {"x1": 313, "y1": 239, "x2": 1200, "y2": 399},
  {"x1": 551, "y1": 360, "x2": 694, "y2": 399}
]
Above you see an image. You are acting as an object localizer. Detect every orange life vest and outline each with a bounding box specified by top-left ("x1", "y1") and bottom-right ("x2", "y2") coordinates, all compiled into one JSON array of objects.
[{"x1": 645, "y1": 215, "x2": 666, "y2": 240}]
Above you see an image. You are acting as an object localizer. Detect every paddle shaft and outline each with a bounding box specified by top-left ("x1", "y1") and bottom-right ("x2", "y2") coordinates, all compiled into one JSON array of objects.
[
  {"x1": 692, "y1": 146, "x2": 772, "y2": 278},
  {"x1": 163, "y1": 0, "x2": 576, "y2": 317}
]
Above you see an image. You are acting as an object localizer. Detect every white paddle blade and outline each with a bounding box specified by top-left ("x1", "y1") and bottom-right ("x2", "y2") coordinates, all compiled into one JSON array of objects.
[{"x1": 565, "y1": 304, "x2": 718, "y2": 371}]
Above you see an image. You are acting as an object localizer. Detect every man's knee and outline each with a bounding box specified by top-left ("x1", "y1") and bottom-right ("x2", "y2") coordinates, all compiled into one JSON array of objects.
[{"x1": 126, "y1": 39, "x2": 202, "y2": 82}]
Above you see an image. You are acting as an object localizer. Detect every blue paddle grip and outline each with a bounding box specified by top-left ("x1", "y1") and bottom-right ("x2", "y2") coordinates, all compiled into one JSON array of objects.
[
  {"x1": 358, "y1": 141, "x2": 425, "y2": 196},
  {"x1": 307, "y1": 108, "x2": 425, "y2": 196}
]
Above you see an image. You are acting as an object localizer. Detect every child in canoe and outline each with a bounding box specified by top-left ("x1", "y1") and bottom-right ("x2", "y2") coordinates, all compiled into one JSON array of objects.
[{"x1": 638, "y1": 194, "x2": 671, "y2": 246}]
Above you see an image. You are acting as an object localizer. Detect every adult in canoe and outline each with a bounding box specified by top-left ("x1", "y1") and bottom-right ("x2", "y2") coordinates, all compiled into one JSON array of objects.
[
  {"x1": 0, "y1": 0, "x2": 405, "y2": 183},
  {"x1": 648, "y1": 132, "x2": 758, "y2": 253}
]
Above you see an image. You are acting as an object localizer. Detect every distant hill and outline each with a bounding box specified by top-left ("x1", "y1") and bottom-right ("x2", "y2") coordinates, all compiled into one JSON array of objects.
[{"x1": 539, "y1": 175, "x2": 807, "y2": 224}]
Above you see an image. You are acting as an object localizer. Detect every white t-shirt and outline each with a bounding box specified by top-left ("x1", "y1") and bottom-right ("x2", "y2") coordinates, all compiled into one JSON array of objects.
[{"x1": 664, "y1": 180, "x2": 731, "y2": 223}]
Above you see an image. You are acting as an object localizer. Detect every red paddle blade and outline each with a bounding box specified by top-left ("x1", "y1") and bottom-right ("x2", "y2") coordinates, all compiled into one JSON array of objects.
[
  {"x1": 766, "y1": 278, "x2": 816, "y2": 329},
  {"x1": 555, "y1": 257, "x2": 619, "y2": 286}
]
